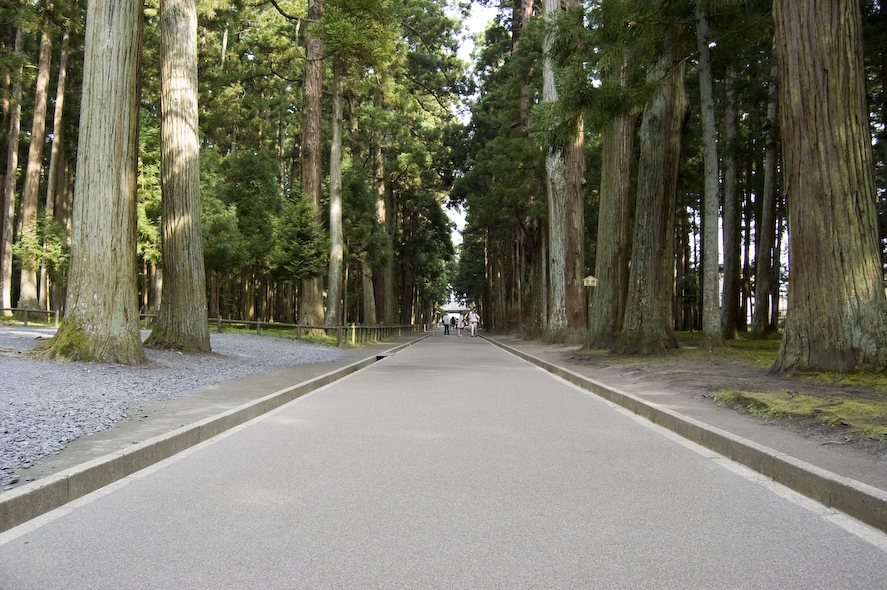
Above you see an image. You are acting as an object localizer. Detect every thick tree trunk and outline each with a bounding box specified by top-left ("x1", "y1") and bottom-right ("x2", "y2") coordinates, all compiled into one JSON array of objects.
[
  {"x1": 0, "y1": 28, "x2": 22, "y2": 312},
  {"x1": 17, "y1": 2, "x2": 54, "y2": 310},
  {"x1": 613, "y1": 29, "x2": 687, "y2": 356},
  {"x1": 145, "y1": 0, "x2": 210, "y2": 352},
  {"x1": 298, "y1": 0, "x2": 325, "y2": 330},
  {"x1": 773, "y1": 0, "x2": 887, "y2": 372},
  {"x1": 543, "y1": 0, "x2": 566, "y2": 334},
  {"x1": 563, "y1": 0, "x2": 585, "y2": 337},
  {"x1": 326, "y1": 58, "x2": 344, "y2": 327},
  {"x1": 586, "y1": 111, "x2": 633, "y2": 349},
  {"x1": 36, "y1": 0, "x2": 144, "y2": 364},
  {"x1": 696, "y1": 5, "x2": 722, "y2": 348},
  {"x1": 751, "y1": 58, "x2": 779, "y2": 338}
]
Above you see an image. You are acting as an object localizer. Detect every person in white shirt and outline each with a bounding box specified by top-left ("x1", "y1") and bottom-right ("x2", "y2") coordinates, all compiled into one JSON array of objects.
[{"x1": 468, "y1": 310, "x2": 480, "y2": 337}]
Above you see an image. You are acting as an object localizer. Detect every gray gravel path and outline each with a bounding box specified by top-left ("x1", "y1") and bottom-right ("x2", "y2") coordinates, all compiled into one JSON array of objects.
[{"x1": 0, "y1": 327, "x2": 344, "y2": 487}]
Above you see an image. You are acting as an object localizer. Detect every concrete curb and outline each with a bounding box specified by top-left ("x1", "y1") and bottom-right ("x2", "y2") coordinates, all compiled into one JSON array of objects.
[
  {"x1": 487, "y1": 337, "x2": 887, "y2": 534},
  {"x1": 0, "y1": 334, "x2": 430, "y2": 534}
]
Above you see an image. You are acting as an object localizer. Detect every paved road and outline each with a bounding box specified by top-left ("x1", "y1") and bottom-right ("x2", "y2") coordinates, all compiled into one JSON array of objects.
[{"x1": 1, "y1": 336, "x2": 886, "y2": 588}]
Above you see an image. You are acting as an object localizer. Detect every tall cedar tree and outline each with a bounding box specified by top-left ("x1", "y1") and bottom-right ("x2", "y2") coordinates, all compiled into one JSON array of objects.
[
  {"x1": 145, "y1": 0, "x2": 211, "y2": 352},
  {"x1": 36, "y1": 0, "x2": 145, "y2": 364},
  {"x1": 772, "y1": 0, "x2": 887, "y2": 372}
]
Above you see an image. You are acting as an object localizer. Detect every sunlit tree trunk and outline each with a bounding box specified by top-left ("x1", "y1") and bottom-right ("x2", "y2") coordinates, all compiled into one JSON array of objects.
[
  {"x1": 41, "y1": 25, "x2": 70, "y2": 311},
  {"x1": 772, "y1": 0, "x2": 887, "y2": 372},
  {"x1": 37, "y1": 0, "x2": 145, "y2": 364},
  {"x1": 299, "y1": 0, "x2": 325, "y2": 329},
  {"x1": 0, "y1": 28, "x2": 23, "y2": 313},
  {"x1": 326, "y1": 58, "x2": 344, "y2": 327},
  {"x1": 542, "y1": 0, "x2": 566, "y2": 334},
  {"x1": 17, "y1": 1, "x2": 54, "y2": 310},
  {"x1": 145, "y1": 0, "x2": 210, "y2": 352}
]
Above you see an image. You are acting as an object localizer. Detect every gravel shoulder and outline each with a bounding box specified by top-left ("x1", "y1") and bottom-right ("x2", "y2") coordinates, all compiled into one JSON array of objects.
[{"x1": 1, "y1": 327, "x2": 348, "y2": 488}]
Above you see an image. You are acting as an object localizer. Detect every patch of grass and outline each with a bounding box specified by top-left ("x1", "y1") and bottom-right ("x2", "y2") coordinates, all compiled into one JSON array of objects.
[{"x1": 713, "y1": 389, "x2": 887, "y2": 441}]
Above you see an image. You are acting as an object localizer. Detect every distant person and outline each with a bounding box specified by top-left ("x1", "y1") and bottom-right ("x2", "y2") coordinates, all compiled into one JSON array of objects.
[
  {"x1": 443, "y1": 315, "x2": 450, "y2": 336},
  {"x1": 449, "y1": 316, "x2": 457, "y2": 335},
  {"x1": 457, "y1": 314, "x2": 466, "y2": 337},
  {"x1": 468, "y1": 310, "x2": 480, "y2": 337}
]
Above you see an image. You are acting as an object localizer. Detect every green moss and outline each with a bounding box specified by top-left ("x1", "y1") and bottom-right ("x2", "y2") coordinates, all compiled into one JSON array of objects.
[
  {"x1": 713, "y1": 389, "x2": 887, "y2": 441},
  {"x1": 31, "y1": 322, "x2": 90, "y2": 362}
]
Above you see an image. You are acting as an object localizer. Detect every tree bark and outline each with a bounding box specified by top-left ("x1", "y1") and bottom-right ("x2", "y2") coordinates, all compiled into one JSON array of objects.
[
  {"x1": 720, "y1": 59, "x2": 741, "y2": 340},
  {"x1": 0, "y1": 28, "x2": 23, "y2": 313},
  {"x1": 17, "y1": 1, "x2": 54, "y2": 310},
  {"x1": 543, "y1": 0, "x2": 566, "y2": 334},
  {"x1": 696, "y1": 4, "x2": 722, "y2": 348},
  {"x1": 586, "y1": 109, "x2": 633, "y2": 349},
  {"x1": 614, "y1": 27, "x2": 687, "y2": 356},
  {"x1": 299, "y1": 0, "x2": 325, "y2": 330},
  {"x1": 772, "y1": 0, "x2": 887, "y2": 372},
  {"x1": 145, "y1": 0, "x2": 210, "y2": 352},
  {"x1": 751, "y1": 57, "x2": 779, "y2": 338},
  {"x1": 326, "y1": 58, "x2": 345, "y2": 327},
  {"x1": 36, "y1": 0, "x2": 145, "y2": 364}
]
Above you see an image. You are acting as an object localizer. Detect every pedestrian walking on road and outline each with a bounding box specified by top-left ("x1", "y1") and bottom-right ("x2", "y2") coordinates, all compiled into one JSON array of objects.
[
  {"x1": 443, "y1": 315, "x2": 450, "y2": 336},
  {"x1": 468, "y1": 310, "x2": 480, "y2": 337},
  {"x1": 457, "y1": 315, "x2": 466, "y2": 337}
]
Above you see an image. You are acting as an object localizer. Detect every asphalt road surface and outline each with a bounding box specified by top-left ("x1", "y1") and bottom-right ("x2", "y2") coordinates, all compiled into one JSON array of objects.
[{"x1": 1, "y1": 336, "x2": 886, "y2": 589}]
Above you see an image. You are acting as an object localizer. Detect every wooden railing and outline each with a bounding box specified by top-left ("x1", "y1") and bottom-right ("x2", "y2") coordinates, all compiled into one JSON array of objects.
[
  {"x1": 2, "y1": 307, "x2": 429, "y2": 348},
  {"x1": 140, "y1": 315, "x2": 428, "y2": 348}
]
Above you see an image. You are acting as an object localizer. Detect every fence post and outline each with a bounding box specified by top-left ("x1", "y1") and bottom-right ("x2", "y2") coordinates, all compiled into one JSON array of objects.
[
  {"x1": 54, "y1": 309, "x2": 59, "y2": 328},
  {"x1": 217, "y1": 317, "x2": 223, "y2": 333},
  {"x1": 22, "y1": 309, "x2": 28, "y2": 326},
  {"x1": 256, "y1": 321, "x2": 261, "y2": 335}
]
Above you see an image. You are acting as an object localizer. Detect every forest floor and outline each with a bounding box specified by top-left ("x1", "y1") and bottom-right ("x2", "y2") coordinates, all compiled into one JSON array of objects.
[{"x1": 563, "y1": 333, "x2": 887, "y2": 460}]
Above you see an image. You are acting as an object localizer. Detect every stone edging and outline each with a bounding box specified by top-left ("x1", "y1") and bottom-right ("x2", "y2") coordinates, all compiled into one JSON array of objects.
[
  {"x1": 0, "y1": 334, "x2": 431, "y2": 534},
  {"x1": 487, "y1": 337, "x2": 887, "y2": 534}
]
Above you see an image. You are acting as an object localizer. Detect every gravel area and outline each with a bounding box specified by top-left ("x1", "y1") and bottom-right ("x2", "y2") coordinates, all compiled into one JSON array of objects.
[{"x1": 0, "y1": 327, "x2": 345, "y2": 487}]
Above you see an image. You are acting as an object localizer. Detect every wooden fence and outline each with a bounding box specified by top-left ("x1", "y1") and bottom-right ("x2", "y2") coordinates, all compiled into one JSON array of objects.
[{"x1": 1, "y1": 307, "x2": 428, "y2": 348}]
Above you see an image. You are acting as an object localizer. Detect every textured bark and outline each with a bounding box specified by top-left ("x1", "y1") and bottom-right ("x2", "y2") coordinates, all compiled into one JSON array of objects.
[
  {"x1": 0, "y1": 28, "x2": 22, "y2": 312},
  {"x1": 299, "y1": 0, "x2": 325, "y2": 329},
  {"x1": 145, "y1": 0, "x2": 210, "y2": 352},
  {"x1": 543, "y1": 0, "x2": 566, "y2": 334},
  {"x1": 36, "y1": 0, "x2": 144, "y2": 364},
  {"x1": 751, "y1": 58, "x2": 779, "y2": 338},
  {"x1": 17, "y1": 2, "x2": 54, "y2": 310},
  {"x1": 586, "y1": 112, "x2": 633, "y2": 349},
  {"x1": 360, "y1": 258, "x2": 376, "y2": 325},
  {"x1": 696, "y1": 5, "x2": 722, "y2": 348},
  {"x1": 371, "y1": 84, "x2": 396, "y2": 325},
  {"x1": 720, "y1": 60, "x2": 740, "y2": 340},
  {"x1": 772, "y1": 0, "x2": 887, "y2": 372},
  {"x1": 326, "y1": 58, "x2": 344, "y2": 327},
  {"x1": 614, "y1": 30, "x2": 687, "y2": 356}
]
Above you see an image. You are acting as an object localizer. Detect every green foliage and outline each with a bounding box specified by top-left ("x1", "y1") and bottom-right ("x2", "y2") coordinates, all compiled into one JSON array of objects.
[
  {"x1": 270, "y1": 196, "x2": 329, "y2": 282},
  {"x1": 12, "y1": 209, "x2": 69, "y2": 281},
  {"x1": 218, "y1": 149, "x2": 283, "y2": 266},
  {"x1": 200, "y1": 149, "x2": 249, "y2": 274}
]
